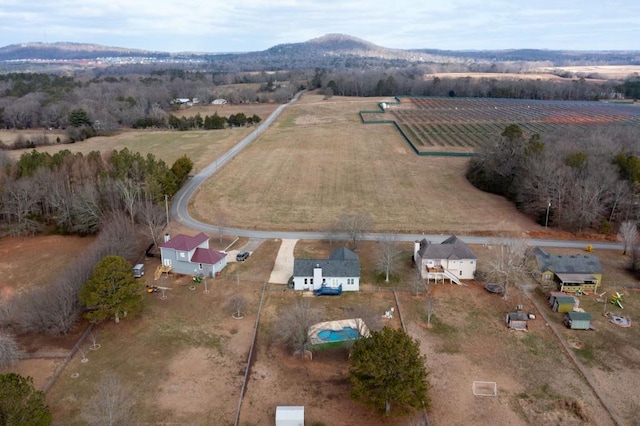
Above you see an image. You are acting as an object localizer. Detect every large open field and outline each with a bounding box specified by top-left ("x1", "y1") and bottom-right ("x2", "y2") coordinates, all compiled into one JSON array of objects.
[
  {"x1": 190, "y1": 93, "x2": 539, "y2": 234},
  {"x1": 5, "y1": 127, "x2": 255, "y2": 172}
]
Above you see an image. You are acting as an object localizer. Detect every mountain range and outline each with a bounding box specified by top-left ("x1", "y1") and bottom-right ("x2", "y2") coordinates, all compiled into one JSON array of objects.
[{"x1": 1, "y1": 34, "x2": 639, "y2": 70}]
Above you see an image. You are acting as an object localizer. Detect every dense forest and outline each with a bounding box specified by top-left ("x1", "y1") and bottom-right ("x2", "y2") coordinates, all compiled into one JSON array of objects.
[{"x1": 467, "y1": 124, "x2": 640, "y2": 234}]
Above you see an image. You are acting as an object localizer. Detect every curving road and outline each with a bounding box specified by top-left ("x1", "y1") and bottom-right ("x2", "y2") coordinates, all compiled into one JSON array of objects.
[{"x1": 170, "y1": 92, "x2": 623, "y2": 251}]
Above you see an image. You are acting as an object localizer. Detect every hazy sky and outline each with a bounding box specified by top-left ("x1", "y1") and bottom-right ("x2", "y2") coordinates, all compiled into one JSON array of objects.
[{"x1": 1, "y1": 0, "x2": 638, "y2": 52}]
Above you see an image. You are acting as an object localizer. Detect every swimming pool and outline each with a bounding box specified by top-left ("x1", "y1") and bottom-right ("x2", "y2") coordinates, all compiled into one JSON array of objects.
[{"x1": 317, "y1": 327, "x2": 358, "y2": 342}]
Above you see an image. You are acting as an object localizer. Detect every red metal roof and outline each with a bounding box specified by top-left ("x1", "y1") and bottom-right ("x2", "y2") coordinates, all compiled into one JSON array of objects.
[
  {"x1": 160, "y1": 232, "x2": 209, "y2": 251},
  {"x1": 191, "y1": 248, "x2": 226, "y2": 265}
]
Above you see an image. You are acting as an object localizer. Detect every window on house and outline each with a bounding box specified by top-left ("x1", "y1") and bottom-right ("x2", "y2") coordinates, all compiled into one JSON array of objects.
[
  {"x1": 310, "y1": 279, "x2": 314, "y2": 285},
  {"x1": 198, "y1": 263, "x2": 203, "y2": 270},
  {"x1": 304, "y1": 278, "x2": 308, "y2": 284},
  {"x1": 459, "y1": 270, "x2": 462, "y2": 276}
]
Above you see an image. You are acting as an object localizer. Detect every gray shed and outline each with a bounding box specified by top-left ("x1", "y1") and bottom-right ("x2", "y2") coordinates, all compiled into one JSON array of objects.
[
  {"x1": 276, "y1": 406, "x2": 304, "y2": 426},
  {"x1": 564, "y1": 311, "x2": 592, "y2": 330},
  {"x1": 506, "y1": 311, "x2": 529, "y2": 331}
]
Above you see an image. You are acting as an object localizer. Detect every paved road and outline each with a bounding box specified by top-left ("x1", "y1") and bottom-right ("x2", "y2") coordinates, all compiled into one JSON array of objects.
[{"x1": 169, "y1": 91, "x2": 623, "y2": 251}]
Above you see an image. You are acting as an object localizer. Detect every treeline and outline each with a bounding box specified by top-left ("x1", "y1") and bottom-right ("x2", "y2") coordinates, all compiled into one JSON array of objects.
[
  {"x1": 0, "y1": 147, "x2": 193, "y2": 335},
  {"x1": 466, "y1": 124, "x2": 640, "y2": 233},
  {"x1": 0, "y1": 147, "x2": 192, "y2": 236},
  {"x1": 2, "y1": 66, "x2": 640, "y2": 135},
  {"x1": 0, "y1": 70, "x2": 299, "y2": 132},
  {"x1": 313, "y1": 67, "x2": 640, "y2": 100},
  {"x1": 138, "y1": 111, "x2": 262, "y2": 131}
]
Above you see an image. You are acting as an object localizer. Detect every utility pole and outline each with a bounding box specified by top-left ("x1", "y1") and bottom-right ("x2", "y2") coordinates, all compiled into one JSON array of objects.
[
  {"x1": 545, "y1": 200, "x2": 551, "y2": 228},
  {"x1": 164, "y1": 194, "x2": 170, "y2": 228}
]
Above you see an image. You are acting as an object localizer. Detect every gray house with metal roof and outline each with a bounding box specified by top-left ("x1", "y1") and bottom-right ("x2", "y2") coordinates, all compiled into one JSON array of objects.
[
  {"x1": 292, "y1": 247, "x2": 360, "y2": 291},
  {"x1": 159, "y1": 232, "x2": 227, "y2": 278},
  {"x1": 534, "y1": 247, "x2": 602, "y2": 293},
  {"x1": 413, "y1": 236, "x2": 477, "y2": 284}
]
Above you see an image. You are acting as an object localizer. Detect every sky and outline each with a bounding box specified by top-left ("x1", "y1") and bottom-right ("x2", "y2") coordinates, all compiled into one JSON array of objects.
[{"x1": 1, "y1": 0, "x2": 639, "y2": 53}]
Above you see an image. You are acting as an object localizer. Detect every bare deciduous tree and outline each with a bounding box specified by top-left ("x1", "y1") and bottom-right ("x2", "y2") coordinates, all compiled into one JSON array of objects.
[
  {"x1": 617, "y1": 220, "x2": 638, "y2": 256},
  {"x1": 1, "y1": 177, "x2": 43, "y2": 236},
  {"x1": 227, "y1": 295, "x2": 247, "y2": 318},
  {"x1": 214, "y1": 212, "x2": 228, "y2": 244},
  {"x1": 115, "y1": 178, "x2": 141, "y2": 225},
  {"x1": 138, "y1": 200, "x2": 166, "y2": 254},
  {"x1": 483, "y1": 237, "x2": 531, "y2": 300},
  {"x1": 97, "y1": 211, "x2": 139, "y2": 261},
  {"x1": 375, "y1": 235, "x2": 401, "y2": 283},
  {"x1": 424, "y1": 295, "x2": 436, "y2": 327},
  {"x1": 82, "y1": 373, "x2": 134, "y2": 426},
  {"x1": 0, "y1": 331, "x2": 20, "y2": 370},
  {"x1": 334, "y1": 212, "x2": 373, "y2": 249},
  {"x1": 274, "y1": 300, "x2": 323, "y2": 358},
  {"x1": 411, "y1": 266, "x2": 427, "y2": 297}
]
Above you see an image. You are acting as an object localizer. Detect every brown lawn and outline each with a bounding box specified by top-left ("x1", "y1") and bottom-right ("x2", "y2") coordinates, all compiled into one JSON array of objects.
[
  {"x1": 5, "y1": 235, "x2": 639, "y2": 425},
  {"x1": 3, "y1": 94, "x2": 639, "y2": 425},
  {"x1": 190, "y1": 93, "x2": 540, "y2": 235}
]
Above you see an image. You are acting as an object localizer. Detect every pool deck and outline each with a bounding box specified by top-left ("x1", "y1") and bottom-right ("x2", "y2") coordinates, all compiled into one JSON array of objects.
[{"x1": 308, "y1": 318, "x2": 370, "y2": 345}]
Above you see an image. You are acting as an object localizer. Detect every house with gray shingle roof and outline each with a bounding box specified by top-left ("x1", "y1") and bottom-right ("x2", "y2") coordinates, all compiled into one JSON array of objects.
[
  {"x1": 413, "y1": 236, "x2": 477, "y2": 283},
  {"x1": 292, "y1": 247, "x2": 360, "y2": 292},
  {"x1": 160, "y1": 232, "x2": 227, "y2": 277},
  {"x1": 534, "y1": 247, "x2": 602, "y2": 293}
]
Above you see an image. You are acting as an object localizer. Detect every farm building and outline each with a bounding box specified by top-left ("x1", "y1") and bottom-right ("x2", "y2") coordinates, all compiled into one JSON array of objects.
[
  {"x1": 292, "y1": 247, "x2": 360, "y2": 292},
  {"x1": 553, "y1": 296, "x2": 578, "y2": 313},
  {"x1": 534, "y1": 247, "x2": 602, "y2": 293},
  {"x1": 413, "y1": 235, "x2": 476, "y2": 284},
  {"x1": 505, "y1": 311, "x2": 529, "y2": 331},
  {"x1": 564, "y1": 311, "x2": 592, "y2": 330},
  {"x1": 159, "y1": 233, "x2": 227, "y2": 278}
]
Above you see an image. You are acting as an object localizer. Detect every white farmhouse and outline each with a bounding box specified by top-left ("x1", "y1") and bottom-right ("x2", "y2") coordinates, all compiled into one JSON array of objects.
[{"x1": 292, "y1": 247, "x2": 360, "y2": 292}]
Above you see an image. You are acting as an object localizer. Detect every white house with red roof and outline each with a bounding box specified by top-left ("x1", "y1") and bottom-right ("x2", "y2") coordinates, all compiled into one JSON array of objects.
[{"x1": 159, "y1": 232, "x2": 227, "y2": 277}]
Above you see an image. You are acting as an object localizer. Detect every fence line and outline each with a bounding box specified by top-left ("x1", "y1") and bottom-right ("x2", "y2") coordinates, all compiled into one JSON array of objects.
[
  {"x1": 234, "y1": 280, "x2": 267, "y2": 426},
  {"x1": 42, "y1": 323, "x2": 94, "y2": 393},
  {"x1": 392, "y1": 290, "x2": 406, "y2": 333}
]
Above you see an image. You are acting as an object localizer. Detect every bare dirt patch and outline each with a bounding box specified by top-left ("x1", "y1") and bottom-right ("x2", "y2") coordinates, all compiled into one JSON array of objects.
[{"x1": 0, "y1": 235, "x2": 94, "y2": 297}]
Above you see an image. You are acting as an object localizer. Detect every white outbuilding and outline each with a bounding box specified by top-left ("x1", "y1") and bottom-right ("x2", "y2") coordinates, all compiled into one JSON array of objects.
[{"x1": 275, "y1": 406, "x2": 304, "y2": 426}]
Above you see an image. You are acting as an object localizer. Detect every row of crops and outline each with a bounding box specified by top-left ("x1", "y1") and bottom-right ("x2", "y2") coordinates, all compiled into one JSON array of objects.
[{"x1": 362, "y1": 97, "x2": 640, "y2": 151}]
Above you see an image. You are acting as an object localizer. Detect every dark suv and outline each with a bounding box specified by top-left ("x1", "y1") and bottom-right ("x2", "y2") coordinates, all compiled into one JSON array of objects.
[{"x1": 236, "y1": 251, "x2": 250, "y2": 262}]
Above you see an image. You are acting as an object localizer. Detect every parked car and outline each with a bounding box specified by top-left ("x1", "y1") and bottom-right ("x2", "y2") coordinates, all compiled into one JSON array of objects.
[{"x1": 236, "y1": 251, "x2": 250, "y2": 262}]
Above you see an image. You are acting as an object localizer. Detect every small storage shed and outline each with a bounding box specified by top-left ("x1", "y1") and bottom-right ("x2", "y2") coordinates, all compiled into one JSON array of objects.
[
  {"x1": 548, "y1": 291, "x2": 566, "y2": 307},
  {"x1": 506, "y1": 311, "x2": 529, "y2": 331},
  {"x1": 553, "y1": 296, "x2": 576, "y2": 313},
  {"x1": 276, "y1": 406, "x2": 304, "y2": 426},
  {"x1": 564, "y1": 311, "x2": 592, "y2": 330}
]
